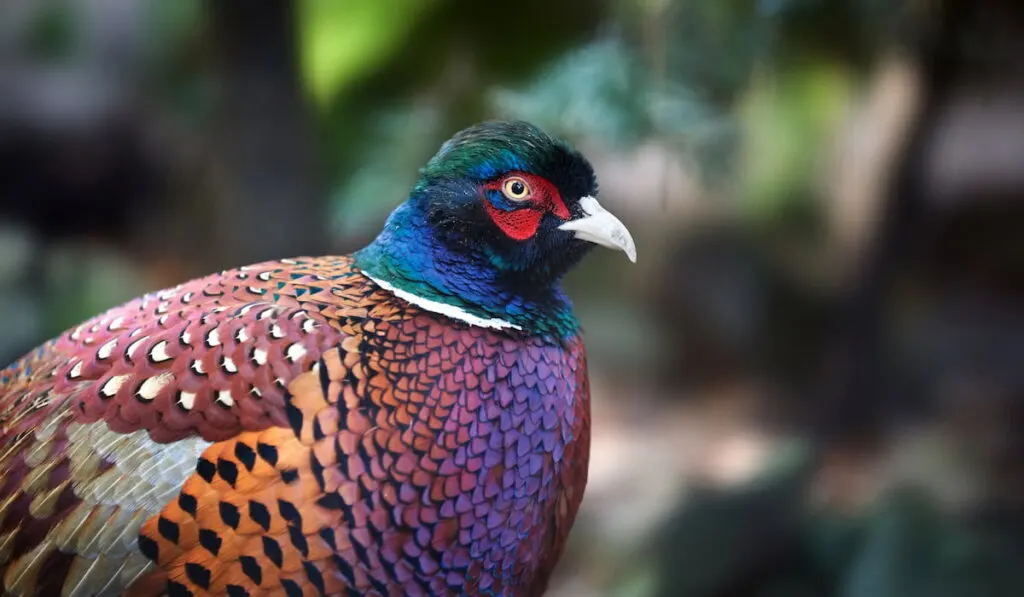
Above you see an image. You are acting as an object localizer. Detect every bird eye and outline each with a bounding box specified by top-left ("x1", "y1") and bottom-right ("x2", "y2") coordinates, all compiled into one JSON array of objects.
[{"x1": 501, "y1": 177, "x2": 531, "y2": 201}]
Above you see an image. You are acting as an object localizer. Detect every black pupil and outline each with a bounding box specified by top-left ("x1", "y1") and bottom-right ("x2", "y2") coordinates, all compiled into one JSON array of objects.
[{"x1": 510, "y1": 181, "x2": 525, "y2": 195}]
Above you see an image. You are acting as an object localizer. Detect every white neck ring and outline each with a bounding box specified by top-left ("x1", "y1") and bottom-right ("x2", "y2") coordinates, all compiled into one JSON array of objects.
[{"x1": 362, "y1": 271, "x2": 522, "y2": 331}]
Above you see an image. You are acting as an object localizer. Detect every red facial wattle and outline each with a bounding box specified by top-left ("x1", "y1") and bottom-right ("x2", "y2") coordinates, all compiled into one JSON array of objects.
[{"x1": 482, "y1": 172, "x2": 571, "y2": 241}]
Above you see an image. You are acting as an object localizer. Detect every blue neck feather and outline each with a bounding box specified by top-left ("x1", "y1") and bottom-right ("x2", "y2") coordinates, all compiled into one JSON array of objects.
[{"x1": 354, "y1": 198, "x2": 579, "y2": 339}]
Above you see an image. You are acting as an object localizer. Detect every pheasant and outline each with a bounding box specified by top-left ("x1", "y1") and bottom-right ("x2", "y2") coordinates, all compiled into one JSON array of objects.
[{"x1": 0, "y1": 120, "x2": 636, "y2": 597}]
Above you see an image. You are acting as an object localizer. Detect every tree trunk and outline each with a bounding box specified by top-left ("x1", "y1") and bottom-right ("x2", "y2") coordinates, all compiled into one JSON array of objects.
[{"x1": 204, "y1": 0, "x2": 325, "y2": 270}]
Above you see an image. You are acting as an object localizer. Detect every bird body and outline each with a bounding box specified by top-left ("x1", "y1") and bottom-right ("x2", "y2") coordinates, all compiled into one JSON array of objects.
[{"x1": 0, "y1": 122, "x2": 634, "y2": 596}]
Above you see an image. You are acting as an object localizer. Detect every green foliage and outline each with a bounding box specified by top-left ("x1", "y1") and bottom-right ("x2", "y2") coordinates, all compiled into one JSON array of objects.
[
  {"x1": 638, "y1": 454, "x2": 1024, "y2": 597},
  {"x1": 318, "y1": 0, "x2": 602, "y2": 237},
  {"x1": 591, "y1": 0, "x2": 904, "y2": 215},
  {"x1": 840, "y1": 490, "x2": 1024, "y2": 597},
  {"x1": 645, "y1": 442, "x2": 815, "y2": 597},
  {"x1": 839, "y1": 490, "x2": 941, "y2": 597},
  {"x1": 298, "y1": 0, "x2": 441, "y2": 105},
  {"x1": 143, "y1": 0, "x2": 200, "y2": 56},
  {"x1": 23, "y1": 1, "x2": 76, "y2": 61},
  {"x1": 491, "y1": 40, "x2": 654, "y2": 148},
  {"x1": 739, "y1": 63, "x2": 853, "y2": 217},
  {"x1": 491, "y1": 39, "x2": 737, "y2": 182},
  {"x1": 43, "y1": 249, "x2": 149, "y2": 337},
  {"x1": 142, "y1": 0, "x2": 210, "y2": 124},
  {"x1": 329, "y1": 105, "x2": 445, "y2": 239}
]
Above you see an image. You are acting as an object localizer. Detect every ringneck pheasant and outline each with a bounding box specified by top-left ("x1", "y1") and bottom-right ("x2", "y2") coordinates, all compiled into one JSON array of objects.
[{"x1": 0, "y1": 121, "x2": 636, "y2": 597}]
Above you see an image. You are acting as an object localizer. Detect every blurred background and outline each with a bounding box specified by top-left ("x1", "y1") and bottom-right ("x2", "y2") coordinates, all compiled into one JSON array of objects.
[{"x1": 1, "y1": 0, "x2": 1022, "y2": 595}]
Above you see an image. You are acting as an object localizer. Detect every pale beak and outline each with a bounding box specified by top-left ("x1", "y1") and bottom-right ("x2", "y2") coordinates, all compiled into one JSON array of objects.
[{"x1": 558, "y1": 196, "x2": 637, "y2": 262}]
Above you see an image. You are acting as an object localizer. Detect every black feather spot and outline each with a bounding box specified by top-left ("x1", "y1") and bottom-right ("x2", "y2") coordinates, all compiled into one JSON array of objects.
[
  {"x1": 335, "y1": 441, "x2": 350, "y2": 478},
  {"x1": 351, "y1": 533, "x2": 371, "y2": 568},
  {"x1": 178, "y1": 493, "x2": 197, "y2": 515},
  {"x1": 137, "y1": 533, "x2": 159, "y2": 562},
  {"x1": 332, "y1": 554, "x2": 356, "y2": 586},
  {"x1": 282, "y1": 578, "x2": 303, "y2": 597},
  {"x1": 311, "y1": 451, "x2": 326, "y2": 491},
  {"x1": 368, "y1": 573, "x2": 389, "y2": 596},
  {"x1": 195, "y1": 457, "x2": 216, "y2": 483},
  {"x1": 262, "y1": 536, "x2": 283, "y2": 568},
  {"x1": 239, "y1": 555, "x2": 262, "y2": 585},
  {"x1": 288, "y1": 524, "x2": 309, "y2": 557},
  {"x1": 198, "y1": 529, "x2": 221, "y2": 556},
  {"x1": 303, "y1": 561, "x2": 327, "y2": 595},
  {"x1": 248, "y1": 500, "x2": 271, "y2": 531},
  {"x1": 356, "y1": 442, "x2": 373, "y2": 474},
  {"x1": 315, "y1": 491, "x2": 344, "y2": 511},
  {"x1": 277, "y1": 499, "x2": 301, "y2": 524},
  {"x1": 379, "y1": 556, "x2": 399, "y2": 586},
  {"x1": 226, "y1": 585, "x2": 250, "y2": 597},
  {"x1": 185, "y1": 562, "x2": 211, "y2": 589},
  {"x1": 219, "y1": 501, "x2": 240, "y2": 529},
  {"x1": 217, "y1": 458, "x2": 239, "y2": 487},
  {"x1": 284, "y1": 401, "x2": 303, "y2": 437},
  {"x1": 256, "y1": 442, "x2": 278, "y2": 466},
  {"x1": 413, "y1": 574, "x2": 434, "y2": 595},
  {"x1": 318, "y1": 357, "x2": 330, "y2": 391},
  {"x1": 234, "y1": 442, "x2": 257, "y2": 471},
  {"x1": 344, "y1": 366, "x2": 359, "y2": 389},
  {"x1": 366, "y1": 514, "x2": 384, "y2": 544},
  {"x1": 157, "y1": 517, "x2": 179, "y2": 543},
  {"x1": 167, "y1": 580, "x2": 193, "y2": 597},
  {"x1": 318, "y1": 527, "x2": 337, "y2": 550},
  {"x1": 280, "y1": 468, "x2": 299, "y2": 484}
]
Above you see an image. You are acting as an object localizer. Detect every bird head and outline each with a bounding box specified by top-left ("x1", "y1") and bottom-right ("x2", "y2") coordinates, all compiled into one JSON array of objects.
[
  {"x1": 356, "y1": 120, "x2": 635, "y2": 336},
  {"x1": 413, "y1": 120, "x2": 636, "y2": 273}
]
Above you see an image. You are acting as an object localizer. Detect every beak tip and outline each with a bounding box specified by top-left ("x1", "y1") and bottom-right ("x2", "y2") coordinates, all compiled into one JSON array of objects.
[{"x1": 559, "y1": 195, "x2": 638, "y2": 263}]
